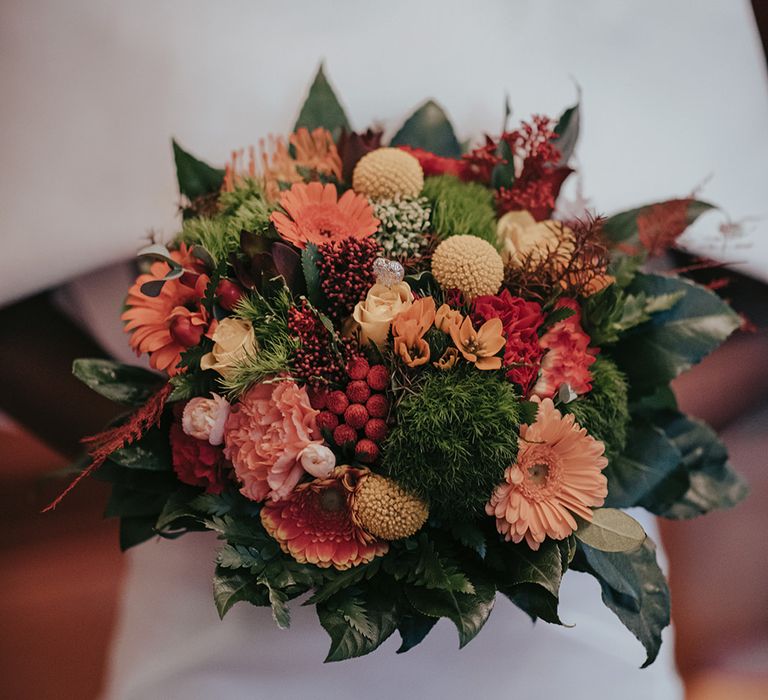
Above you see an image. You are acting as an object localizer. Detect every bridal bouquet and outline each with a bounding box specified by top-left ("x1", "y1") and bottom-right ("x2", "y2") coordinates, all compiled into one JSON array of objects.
[{"x1": 55, "y1": 67, "x2": 746, "y2": 665}]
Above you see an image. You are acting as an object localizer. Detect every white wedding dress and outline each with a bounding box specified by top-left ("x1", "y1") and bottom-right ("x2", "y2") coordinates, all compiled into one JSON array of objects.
[{"x1": 9, "y1": 1, "x2": 767, "y2": 697}]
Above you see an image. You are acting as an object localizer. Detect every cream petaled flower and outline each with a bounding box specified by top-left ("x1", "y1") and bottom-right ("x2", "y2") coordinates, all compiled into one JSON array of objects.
[
  {"x1": 350, "y1": 281, "x2": 413, "y2": 347},
  {"x1": 200, "y1": 318, "x2": 257, "y2": 380},
  {"x1": 497, "y1": 210, "x2": 572, "y2": 267},
  {"x1": 486, "y1": 397, "x2": 608, "y2": 550},
  {"x1": 181, "y1": 394, "x2": 231, "y2": 445}
]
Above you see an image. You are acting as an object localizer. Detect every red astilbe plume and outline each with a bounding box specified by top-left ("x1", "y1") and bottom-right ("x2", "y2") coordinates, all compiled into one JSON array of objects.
[
  {"x1": 316, "y1": 237, "x2": 382, "y2": 322},
  {"x1": 43, "y1": 383, "x2": 172, "y2": 512},
  {"x1": 504, "y1": 214, "x2": 612, "y2": 304},
  {"x1": 495, "y1": 115, "x2": 572, "y2": 221},
  {"x1": 461, "y1": 136, "x2": 505, "y2": 183},
  {"x1": 636, "y1": 198, "x2": 693, "y2": 256}
]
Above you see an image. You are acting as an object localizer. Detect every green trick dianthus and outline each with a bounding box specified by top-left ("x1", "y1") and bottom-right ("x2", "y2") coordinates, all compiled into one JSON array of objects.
[
  {"x1": 564, "y1": 356, "x2": 630, "y2": 460},
  {"x1": 422, "y1": 175, "x2": 497, "y2": 246},
  {"x1": 382, "y1": 365, "x2": 522, "y2": 518}
]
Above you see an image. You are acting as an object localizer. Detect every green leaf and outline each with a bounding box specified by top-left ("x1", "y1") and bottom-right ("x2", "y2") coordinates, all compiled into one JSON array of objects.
[
  {"x1": 259, "y1": 575, "x2": 291, "y2": 629},
  {"x1": 602, "y1": 199, "x2": 715, "y2": 248},
  {"x1": 119, "y1": 515, "x2": 157, "y2": 551},
  {"x1": 573, "y1": 539, "x2": 670, "y2": 667},
  {"x1": 317, "y1": 589, "x2": 398, "y2": 662},
  {"x1": 96, "y1": 461, "x2": 179, "y2": 494},
  {"x1": 105, "y1": 486, "x2": 168, "y2": 518},
  {"x1": 301, "y1": 243, "x2": 323, "y2": 307},
  {"x1": 213, "y1": 568, "x2": 267, "y2": 618},
  {"x1": 490, "y1": 136, "x2": 516, "y2": 190},
  {"x1": 109, "y1": 427, "x2": 171, "y2": 471},
  {"x1": 189, "y1": 491, "x2": 236, "y2": 516},
  {"x1": 204, "y1": 514, "x2": 266, "y2": 546},
  {"x1": 553, "y1": 101, "x2": 580, "y2": 166},
  {"x1": 390, "y1": 100, "x2": 462, "y2": 158},
  {"x1": 172, "y1": 139, "x2": 225, "y2": 200},
  {"x1": 447, "y1": 521, "x2": 487, "y2": 559},
  {"x1": 405, "y1": 577, "x2": 495, "y2": 648},
  {"x1": 413, "y1": 534, "x2": 474, "y2": 593},
  {"x1": 294, "y1": 64, "x2": 350, "y2": 135},
  {"x1": 611, "y1": 274, "x2": 739, "y2": 390},
  {"x1": 396, "y1": 610, "x2": 438, "y2": 654},
  {"x1": 575, "y1": 508, "x2": 646, "y2": 552},
  {"x1": 155, "y1": 487, "x2": 201, "y2": 532},
  {"x1": 307, "y1": 559, "x2": 381, "y2": 605},
  {"x1": 72, "y1": 359, "x2": 164, "y2": 406},
  {"x1": 641, "y1": 412, "x2": 748, "y2": 518},
  {"x1": 604, "y1": 422, "x2": 682, "y2": 508},
  {"x1": 503, "y1": 583, "x2": 564, "y2": 625}
]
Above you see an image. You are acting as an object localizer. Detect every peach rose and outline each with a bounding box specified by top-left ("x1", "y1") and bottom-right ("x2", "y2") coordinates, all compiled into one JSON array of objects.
[
  {"x1": 181, "y1": 394, "x2": 231, "y2": 445},
  {"x1": 350, "y1": 281, "x2": 412, "y2": 347},
  {"x1": 224, "y1": 382, "x2": 321, "y2": 502},
  {"x1": 496, "y1": 210, "x2": 572, "y2": 267},
  {"x1": 200, "y1": 318, "x2": 257, "y2": 379}
]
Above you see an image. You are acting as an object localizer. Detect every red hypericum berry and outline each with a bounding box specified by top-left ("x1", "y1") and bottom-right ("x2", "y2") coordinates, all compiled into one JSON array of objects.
[
  {"x1": 333, "y1": 424, "x2": 357, "y2": 446},
  {"x1": 216, "y1": 279, "x2": 245, "y2": 311},
  {"x1": 326, "y1": 391, "x2": 350, "y2": 416},
  {"x1": 345, "y1": 379, "x2": 371, "y2": 404},
  {"x1": 316, "y1": 411, "x2": 339, "y2": 433},
  {"x1": 355, "y1": 438, "x2": 380, "y2": 464},
  {"x1": 366, "y1": 393, "x2": 389, "y2": 418},
  {"x1": 366, "y1": 364, "x2": 389, "y2": 391},
  {"x1": 344, "y1": 403, "x2": 369, "y2": 430},
  {"x1": 364, "y1": 418, "x2": 388, "y2": 442},
  {"x1": 307, "y1": 385, "x2": 328, "y2": 410},
  {"x1": 169, "y1": 315, "x2": 205, "y2": 348},
  {"x1": 346, "y1": 357, "x2": 370, "y2": 380}
]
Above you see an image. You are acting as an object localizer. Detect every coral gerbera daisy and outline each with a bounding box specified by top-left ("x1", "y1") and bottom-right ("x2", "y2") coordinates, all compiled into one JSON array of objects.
[
  {"x1": 270, "y1": 182, "x2": 379, "y2": 249},
  {"x1": 261, "y1": 466, "x2": 389, "y2": 570},
  {"x1": 121, "y1": 245, "x2": 209, "y2": 376},
  {"x1": 486, "y1": 397, "x2": 608, "y2": 550}
]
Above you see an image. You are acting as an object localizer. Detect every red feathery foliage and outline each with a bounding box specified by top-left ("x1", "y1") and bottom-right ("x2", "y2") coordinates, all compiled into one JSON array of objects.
[
  {"x1": 461, "y1": 136, "x2": 504, "y2": 183},
  {"x1": 43, "y1": 383, "x2": 172, "y2": 512},
  {"x1": 636, "y1": 199, "x2": 692, "y2": 256}
]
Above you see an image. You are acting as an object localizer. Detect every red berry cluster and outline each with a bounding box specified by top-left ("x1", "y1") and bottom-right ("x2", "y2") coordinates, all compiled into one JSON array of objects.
[
  {"x1": 311, "y1": 357, "x2": 390, "y2": 464},
  {"x1": 316, "y1": 238, "x2": 382, "y2": 322},
  {"x1": 287, "y1": 299, "x2": 359, "y2": 387}
]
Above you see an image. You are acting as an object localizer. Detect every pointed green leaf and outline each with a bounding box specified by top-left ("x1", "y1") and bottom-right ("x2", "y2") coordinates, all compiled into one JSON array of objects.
[
  {"x1": 259, "y1": 576, "x2": 291, "y2": 629},
  {"x1": 73, "y1": 359, "x2": 164, "y2": 405},
  {"x1": 172, "y1": 139, "x2": 225, "y2": 200},
  {"x1": 294, "y1": 64, "x2": 350, "y2": 135},
  {"x1": 118, "y1": 515, "x2": 157, "y2": 551},
  {"x1": 301, "y1": 243, "x2": 322, "y2": 307},
  {"x1": 396, "y1": 610, "x2": 438, "y2": 653},
  {"x1": 553, "y1": 101, "x2": 580, "y2": 166},
  {"x1": 390, "y1": 100, "x2": 462, "y2": 158},
  {"x1": 213, "y1": 568, "x2": 267, "y2": 618},
  {"x1": 575, "y1": 508, "x2": 646, "y2": 552}
]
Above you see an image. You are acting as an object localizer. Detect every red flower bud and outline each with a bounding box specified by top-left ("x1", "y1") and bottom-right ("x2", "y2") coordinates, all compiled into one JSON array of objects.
[
  {"x1": 216, "y1": 279, "x2": 245, "y2": 311},
  {"x1": 169, "y1": 315, "x2": 205, "y2": 347}
]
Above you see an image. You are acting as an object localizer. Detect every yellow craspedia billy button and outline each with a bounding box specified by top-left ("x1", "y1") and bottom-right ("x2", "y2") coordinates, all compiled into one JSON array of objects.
[
  {"x1": 351, "y1": 473, "x2": 429, "y2": 541},
  {"x1": 352, "y1": 148, "x2": 424, "y2": 199},
  {"x1": 431, "y1": 234, "x2": 504, "y2": 299}
]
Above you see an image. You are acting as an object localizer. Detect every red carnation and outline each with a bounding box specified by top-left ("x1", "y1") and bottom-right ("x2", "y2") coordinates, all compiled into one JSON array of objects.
[
  {"x1": 397, "y1": 146, "x2": 469, "y2": 179},
  {"x1": 169, "y1": 420, "x2": 228, "y2": 494},
  {"x1": 473, "y1": 289, "x2": 545, "y2": 397}
]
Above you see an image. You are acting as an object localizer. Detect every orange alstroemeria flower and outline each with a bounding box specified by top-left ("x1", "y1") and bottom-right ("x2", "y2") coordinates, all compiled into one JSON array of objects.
[
  {"x1": 450, "y1": 315, "x2": 506, "y2": 370},
  {"x1": 392, "y1": 296, "x2": 436, "y2": 368}
]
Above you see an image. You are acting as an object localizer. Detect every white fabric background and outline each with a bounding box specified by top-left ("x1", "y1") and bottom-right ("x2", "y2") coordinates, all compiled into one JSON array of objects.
[{"x1": 1, "y1": 0, "x2": 767, "y2": 306}]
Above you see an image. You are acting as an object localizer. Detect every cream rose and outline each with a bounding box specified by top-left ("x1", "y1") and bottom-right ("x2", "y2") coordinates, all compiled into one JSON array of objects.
[
  {"x1": 349, "y1": 281, "x2": 412, "y2": 347},
  {"x1": 496, "y1": 210, "x2": 572, "y2": 267},
  {"x1": 182, "y1": 393, "x2": 231, "y2": 445},
  {"x1": 298, "y1": 443, "x2": 336, "y2": 479},
  {"x1": 200, "y1": 317, "x2": 257, "y2": 379}
]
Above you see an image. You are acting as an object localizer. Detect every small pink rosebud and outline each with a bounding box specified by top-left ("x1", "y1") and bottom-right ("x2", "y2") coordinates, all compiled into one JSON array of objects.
[
  {"x1": 182, "y1": 394, "x2": 231, "y2": 445},
  {"x1": 298, "y1": 443, "x2": 336, "y2": 479}
]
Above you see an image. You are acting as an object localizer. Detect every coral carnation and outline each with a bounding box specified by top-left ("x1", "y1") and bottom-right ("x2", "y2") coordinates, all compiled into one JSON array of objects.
[
  {"x1": 260, "y1": 467, "x2": 388, "y2": 570},
  {"x1": 224, "y1": 382, "x2": 321, "y2": 502},
  {"x1": 271, "y1": 182, "x2": 379, "y2": 249},
  {"x1": 169, "y1": 419, "x2": 228, "y2": 494},
  {"x1": 122, "y1": 245, "x2": 209, "y2": 375},
  {"x1": 486, "y1": 397, "x2": 608, "y2": 550}
]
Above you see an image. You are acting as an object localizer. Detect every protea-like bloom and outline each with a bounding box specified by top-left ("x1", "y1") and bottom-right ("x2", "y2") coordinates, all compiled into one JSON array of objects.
[
  {"x1": 270, "y1": 182, "x2": 379, "y2": 249},
  {"x1": 486, "y1": 397, "x2": 608, "y2": 550},
  {"x1": 121, "y1": 245, "x2": 209, "y2": 375},
  {"x1": 261, "y1": 466, "x2": 388, "y2": 570}
]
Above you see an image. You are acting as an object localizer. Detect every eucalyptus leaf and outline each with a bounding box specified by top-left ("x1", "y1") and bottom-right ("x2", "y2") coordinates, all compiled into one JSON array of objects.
[
  {"x1": 390, "y1": 100, "x2": 462, "y2": 158},
  {"x1": 73, "y1": 359, "x2": 164, "y2": 405},
  {"x1": 172, "y1": 139, "x2": 225, "y2": 200},
  {"x1": 575, "y1": 508, "x2": 646, "y2": 552},
  {"x1": 294, "y1": 64, "x2": 351, "y2": 136},
  {"x1": 553, "y1": 101, "x2": 580, "y2": 166}
]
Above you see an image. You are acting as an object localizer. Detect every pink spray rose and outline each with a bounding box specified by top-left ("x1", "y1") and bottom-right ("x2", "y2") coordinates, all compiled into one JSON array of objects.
[
  {"x1": 182, "y1": 394, "x2": 231, "y2": 445},
  {"x1": 224, "y1": 382, "x2": 322, "y2": 502}
]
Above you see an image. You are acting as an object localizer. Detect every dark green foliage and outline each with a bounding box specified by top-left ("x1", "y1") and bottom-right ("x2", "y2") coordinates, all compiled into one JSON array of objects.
[
  {"x1": 389, "y1": 100, "x2": 462, "y2": 158},
  {"x1": 422, "y1": 175, "x2": 497, "y2": 245},
  {"x1": 294, "y1": 64, "x2": 350, "y2": 136},
  {"x1": 564, "y1": 356, "x2": 630, "y2": 460},
  {"x1": 382, "y1": 366, "x2": 522, "y2": 517},
  {"x1": 172, "y1": 139, "x2": 225, "y2": 200},
  {"x1": 72, "y1": 359, "x2": 163, "y2": 406},
  {"x1": 553, "y1": 101, "x2": 580, "y2": 166}
]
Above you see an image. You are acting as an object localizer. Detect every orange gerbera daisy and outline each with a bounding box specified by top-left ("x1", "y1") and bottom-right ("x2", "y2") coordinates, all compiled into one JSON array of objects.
[
  {"x1": 391, "y1": 296, "x2": 436, "y2": 367},
  {"x1": 261, "y1": 466, "x2": 389, "y2": 570},
  {"x1": 270, "y1": 182, "x2": 379, "y2": 249},
  {"x1": 449, "y1": 315, "x2": 506, "y2": 370},
  {"x1": 121, "y1": 245, "x2": 210, "y2": 376},
  {"x1": 486, "y1": 397, "x2": 608, "y2": 550}
]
